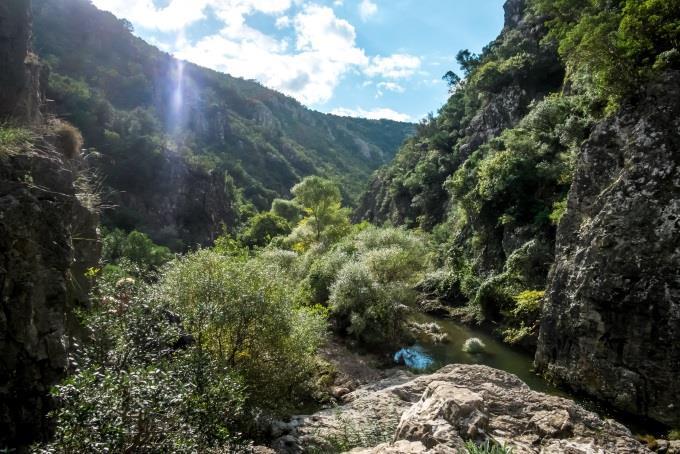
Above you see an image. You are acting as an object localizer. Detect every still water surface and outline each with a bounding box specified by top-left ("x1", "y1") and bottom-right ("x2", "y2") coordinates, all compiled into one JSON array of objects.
[
  {"x1": 397, "y1": 313, "x2": 565, "y2": 396},
  {"x1": 396, "y1": 313, "x2": 666, "y2": 436}
]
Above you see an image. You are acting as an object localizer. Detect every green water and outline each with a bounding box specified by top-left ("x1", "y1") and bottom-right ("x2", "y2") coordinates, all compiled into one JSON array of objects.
[
  {"x1": 403, "y1": 313, "x2": 565, "y2": 396},
  {"x1": 400, "y1": 313, "x2": 667, "y2": 437}
]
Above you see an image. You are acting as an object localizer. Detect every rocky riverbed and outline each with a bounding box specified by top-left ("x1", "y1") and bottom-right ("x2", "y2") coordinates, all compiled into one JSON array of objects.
[{"x1": 271, "y1": 364, "x2": 674, "y2": 453}]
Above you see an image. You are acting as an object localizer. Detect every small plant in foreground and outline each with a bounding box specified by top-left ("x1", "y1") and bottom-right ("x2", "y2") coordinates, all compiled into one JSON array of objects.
[{"x1": 464, "y1": 439, "x2": 514, "y2": 454}]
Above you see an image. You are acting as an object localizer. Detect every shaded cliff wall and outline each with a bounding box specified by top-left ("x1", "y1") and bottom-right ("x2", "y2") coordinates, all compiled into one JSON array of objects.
[
  {"x1": 0, "y1": 0, "x2": 100, "y2": 448},
  {"x1": 0, "y1": 0, "x2": 43, "y2": 123},
  {"x1": 535, "y1": 71, "x2": 680, "y2": 426}
]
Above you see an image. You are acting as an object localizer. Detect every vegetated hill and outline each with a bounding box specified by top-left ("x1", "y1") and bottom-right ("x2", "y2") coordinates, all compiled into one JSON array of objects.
[
  {"x1": 31, "y1": 0, "x2": 414, "y2": 248},
  {"x1": 356, "y1": 0, "x2": 680, "y2": 426}
]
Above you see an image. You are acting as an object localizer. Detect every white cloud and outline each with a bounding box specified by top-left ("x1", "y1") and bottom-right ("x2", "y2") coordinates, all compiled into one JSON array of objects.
[
  {"x1": 91, "y1": 0, "x2": 293, "y2": 31},
  {"x1": 275, "y1": 15, "x2": 291, "y2": 28},
  {"x1": 91, "y1": 0, "x2": 422, "y2": 108},
  {"x1": 358, "y1": 0, "x2": 377, "y2": 21},
  {"x1": 365, "y1": 54, "x2": 421, "y2": 79},
  {"x1": 377, "y1": 81, "x2": 405, "y2": 93},
  {"x1": 91, "y1": 0, "x2": 210, "y2": 31},
  {"x1": 175, "y1": 4, "x2": 367, "y2": 105},
  {"x1": 331, "y1": 107, "x2": 411, "y2": 122}
]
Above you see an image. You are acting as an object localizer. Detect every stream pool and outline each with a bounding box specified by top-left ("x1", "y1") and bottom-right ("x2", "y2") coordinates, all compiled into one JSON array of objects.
[
  {"x1": 395, "y1": 313, "x2": 564, "y2": 395},
  {"x1": 395, "y1": 313, "x2": 667, "y2": 437}
]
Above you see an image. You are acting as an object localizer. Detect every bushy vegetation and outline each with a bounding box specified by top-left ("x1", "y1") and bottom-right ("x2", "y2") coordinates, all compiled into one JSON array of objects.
[
  {"x1": 31, "y1": 0, "x2": 413, "y2": 247},
  {"x1": 101, "y1": 228, "x2": 173, "y2": 275},
  {"x1": 238, "y1": 212, "x2": 291, "y2": 248},
  {"x1": 43, "y1": 175, "x2": 434, "y2": 450},
  {"x1": 43, "y1": 271, "x2": 250, "y2": 453},
  {"x1": 303, "y1": 225, "x2": 429, "y2": 348},
  {"x1": 0, "y1": 123, "x2": 36, "y2": 157},
  {"x1": 532, "y1": 0, "x2": 680, "y2": 112},
  {"x1": 160, "y1": 249, "x2": 325, "y2": 413}
]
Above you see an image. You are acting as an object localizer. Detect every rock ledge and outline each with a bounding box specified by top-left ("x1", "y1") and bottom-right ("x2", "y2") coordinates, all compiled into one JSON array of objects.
[{"x1": 272, "y1": 364, "x2": 649, "y2": 453}]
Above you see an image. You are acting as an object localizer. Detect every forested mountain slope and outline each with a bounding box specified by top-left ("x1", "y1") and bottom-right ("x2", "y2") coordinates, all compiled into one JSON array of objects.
[
  {"x1": 31, "y1": 0, "x2": 414, "y2": 248},
  {"x1": 357, "y1": 0, "x2": 680, "y2": 425}
]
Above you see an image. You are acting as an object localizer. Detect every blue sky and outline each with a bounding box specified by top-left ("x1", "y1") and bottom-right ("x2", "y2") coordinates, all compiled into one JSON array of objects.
[{"x1": 91, "y1": 0, "x2": 505, "y2": 122}]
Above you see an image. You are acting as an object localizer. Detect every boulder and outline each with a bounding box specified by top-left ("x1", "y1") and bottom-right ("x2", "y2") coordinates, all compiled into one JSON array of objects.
[{"x1": 271, "y1": 364, "x2": 648, "y2": 453}]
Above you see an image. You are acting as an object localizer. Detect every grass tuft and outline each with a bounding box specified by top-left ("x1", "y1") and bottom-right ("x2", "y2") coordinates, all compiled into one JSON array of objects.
[{"x1": 0, "y1": 123, "x2": 36, "y2": 157}]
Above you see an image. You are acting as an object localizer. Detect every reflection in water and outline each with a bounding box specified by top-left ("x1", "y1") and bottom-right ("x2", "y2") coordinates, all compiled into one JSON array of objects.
[
  {"x1": 394, "y1": 345, "x2": 433, "y2": 370},
  {"x1": 396, "y1": 313, "x2": 565, "y2": 396}
]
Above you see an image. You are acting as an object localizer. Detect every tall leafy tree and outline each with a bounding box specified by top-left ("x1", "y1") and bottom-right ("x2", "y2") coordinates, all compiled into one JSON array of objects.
[{"x1": 291, "y1": 176, "x2": 349, "y2": 242}]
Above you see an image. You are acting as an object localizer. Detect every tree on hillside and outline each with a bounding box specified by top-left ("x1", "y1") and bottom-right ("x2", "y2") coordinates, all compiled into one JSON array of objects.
[
  {"x1": 271, "y1": 198, "x2": 304, "y2": 224},
  {"x1": 239, "y1": 212, "x2": 291, "y2": 248},
  {"x1": 291, "y1": 176, "x2": 350, "y2": 243}
]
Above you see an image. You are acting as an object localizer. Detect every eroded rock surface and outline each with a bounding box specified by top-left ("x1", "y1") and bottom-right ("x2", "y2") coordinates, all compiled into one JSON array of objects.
[
  {"x1": 272, "y1": 364, "x2": 648, "y2": 454},
  {"x1": 535, "y1": 71, "x2": 680, "y2": 426},
  {"x1": 0, "y1": 0, "x2": 100, "y2": 448}
]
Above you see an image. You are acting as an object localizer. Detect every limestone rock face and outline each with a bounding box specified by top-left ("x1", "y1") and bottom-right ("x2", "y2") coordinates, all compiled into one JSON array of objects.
[
  {"x1": 535, "y1": 71, "x2": 680, "y2": 426},
  {"x1": 272, "y1": 365, "x2": 647, "y2": 454},
  {"x1": 0, "y1": 142, "x2": 100, "y2": 449},
  {"x1": 0, "y1": 1, "x2": 99, "y2": 448},
  {"x1": 103, "y1": 151, "x2": 240, "y2": 249},
  {"x1": 0, "y1": 0, "x2": 43, "y2": 123}
]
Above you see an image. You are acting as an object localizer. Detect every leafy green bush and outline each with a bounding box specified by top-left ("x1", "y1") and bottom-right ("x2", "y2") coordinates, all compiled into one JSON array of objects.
[
  {"x1": 160, "y1": 249, "x2": 326, "y2": 413},
  {"x1": 314, "y1": 227, "x2": 428, "y2": 349},
  {"x1": 271, "y1": 198, "x2": 304, "y2": 224},
  {"x1": 532, "y1": 0, "x2": 680, "y2": 111},
  {"x1": 239, "y1": 212, "x2": 291, "y2": 248},
  {"x1": 304, "y1": 248, "x2": 352, "y2": 305},
  {"x1": 101, "y1": 228, "x2": 173, "y2": 273},
  {"x1": 42, "y1": 278, "x2": 249, "y2": 453},
  {"x1": 512, "y1": 290, "x2": 544, "y2": 319}
]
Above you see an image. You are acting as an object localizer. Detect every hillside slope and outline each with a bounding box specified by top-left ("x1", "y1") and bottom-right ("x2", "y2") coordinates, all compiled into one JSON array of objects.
[
  {"x1": 32, "y1": 0, "x2": 414, "y2": 247},
  {"x1": 356, "y1": 0, "x2": 680, "y2": 425}
]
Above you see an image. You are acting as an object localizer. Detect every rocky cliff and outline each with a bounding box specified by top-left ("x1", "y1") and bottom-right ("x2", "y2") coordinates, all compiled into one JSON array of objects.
[
  {"x1": 0, "y1": 0, "x2": 44, "y2": 123},
  {"x1": 0, "y1": 0, "x2": 100, "y2": 448},
  {"x1": 535, "y1": 71, "x2": 680, "y2": 427},
  {"x1": 272, "y1": 365, "x2": 650, "y2": 453}
]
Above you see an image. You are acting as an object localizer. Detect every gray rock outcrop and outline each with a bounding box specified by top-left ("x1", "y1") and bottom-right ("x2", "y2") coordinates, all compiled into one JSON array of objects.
[
  {"x1": 0, "y1": 0, "x2": 44, "y2": 123},
  {"x1": 0, "y1": 0, "x2": 100, "y2": 448},
  {"x1": 535, "y1": 71, "x2": 680, "y2": 426},
  {"x1": 272, "y1": 364, "x2": 648, "y2": 453}
]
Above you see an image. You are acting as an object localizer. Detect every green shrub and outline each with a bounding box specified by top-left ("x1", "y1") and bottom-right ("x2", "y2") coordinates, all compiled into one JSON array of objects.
[
  {"x1": 160, "y1": 249, "x2": 326, "y2": 413},
  {"x1": 239, "y1": 212, "x2": 291, "y2": 248},
  {"x1": 297, "y1": 226, "x2": 428, "y2": 349},
  {"x1": 305, "y1": 248, "x2": 352, "y2": 305},
  {"x1": 101, "y1": 228, "x2": 173, "y2": 274},
  {"x1": 328, "y1": 262, "x2": 411, "y2": 349},
  {"x1": 532, "y1": 0, "x2": 680, "y2": 111},
  {"x1": 271, "y1": 198, "x2": 304, "y2": 224},
  {"x1": 462, "y1": 337, "x2": 487, "y2": 354},
  {"x1": 42, "y1": 279, "x2": 249, "y2": 453},
  {"x1": 512, "y1": 290, "x2": 544, "y2": 319}
]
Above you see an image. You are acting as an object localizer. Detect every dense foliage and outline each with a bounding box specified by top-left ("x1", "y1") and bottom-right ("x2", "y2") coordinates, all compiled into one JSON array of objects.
[
  {"x1": 356, "y1": 0, "x2": 680, "y2": 348},
  {"x1": 532, "y1": 0, "x2": 680, "y2": 111},
  {"x1": 31, "y1": 0, "x2": 413, "y2": 248},
  {"x1": 42, "y1": 175, "x2": 432, "y2": 450}
]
